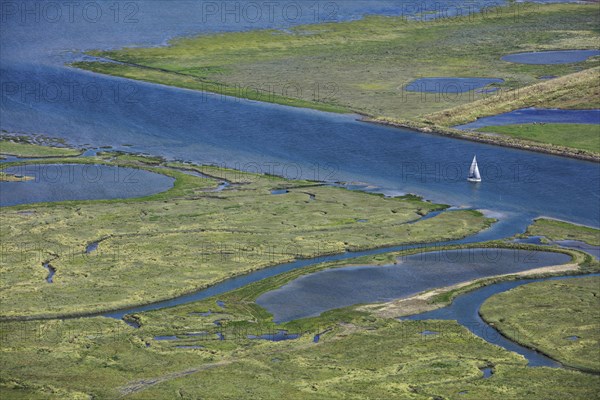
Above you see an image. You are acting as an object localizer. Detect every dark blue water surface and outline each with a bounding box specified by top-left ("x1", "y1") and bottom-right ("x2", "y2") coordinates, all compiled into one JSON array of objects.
[
  {"x1": 1, "y1": 1, "x2": 598, "y2": 227},
  {"x1": 255, "y1": 248, "x2": 571, "y2": 323},
  {"x1": 405, "y1": 78, "x2": 504, "y2": 93},
  {"x1": 456, "y1": 108, "x2": 600, "y2": 130},
  {"x1": 0, "y1": 164, "x2": 174, "y2": 206},
  {"x1": 501, "y1": 50, "x2": 600, "y2": 64}
]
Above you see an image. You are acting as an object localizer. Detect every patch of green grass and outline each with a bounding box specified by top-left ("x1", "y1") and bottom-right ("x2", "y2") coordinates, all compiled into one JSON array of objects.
[
  {"x1": 476, "y1": 123, "x2": 600, "y2": 153},
  {"x1": 0, "y1": 140, "x2": 81, "y2": 158},
  {"x1": 480, "y1": 276, "x2": 600, "y2": 372},
  {"x1": 2, "y1": 311, "x2": 599, "y2": 399},
  {"x1": 71, "y1": 62, "x2": 350, "y2": 114},
  {"x1": 524, "y1": 218, "x2": 600, "y2": 246}
]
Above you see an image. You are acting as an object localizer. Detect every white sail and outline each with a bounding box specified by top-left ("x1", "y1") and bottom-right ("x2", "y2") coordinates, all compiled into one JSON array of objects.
[{"x1": 468, "y1": 156, "x2": 481, "y2": 182}]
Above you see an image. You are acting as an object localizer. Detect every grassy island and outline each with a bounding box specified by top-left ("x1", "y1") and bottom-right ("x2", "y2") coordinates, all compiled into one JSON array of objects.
[{"x1": 72, "y1": 3, "x2": 600, "y2": 157}]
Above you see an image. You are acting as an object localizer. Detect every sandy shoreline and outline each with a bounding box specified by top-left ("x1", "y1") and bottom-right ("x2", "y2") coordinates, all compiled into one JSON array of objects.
[{"x1": 361, "y1": 262, "x2": 580, "y2": 319}]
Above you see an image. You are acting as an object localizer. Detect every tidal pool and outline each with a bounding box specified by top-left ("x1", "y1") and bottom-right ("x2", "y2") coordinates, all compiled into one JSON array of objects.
[
  {"x1": 247, "y1": 330, "x2": 300, "y2": 342},
  {"x1": 0, "y1": 164, "x2": 174, "y2": 206},
  {"x1": 404, "y1": 77, "x2": 504, "y2": 93},
  {"x1": 43, "y1": 263, "x2": 56, "y2": 283},
  {"x1": 455, "y1": 108, "x2": 600, "y2": 130},
  {"x1": 501, "y1": 50, "x2": 600, "y2": 64},
  {"x1": 256, "y1": 248, "x2": 571, "y2": 323}
]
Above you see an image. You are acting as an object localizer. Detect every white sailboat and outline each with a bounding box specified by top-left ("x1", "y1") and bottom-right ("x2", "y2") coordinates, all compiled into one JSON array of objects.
[{"x1": 467, "y1": 156, "x2": 482, "y2": 182}]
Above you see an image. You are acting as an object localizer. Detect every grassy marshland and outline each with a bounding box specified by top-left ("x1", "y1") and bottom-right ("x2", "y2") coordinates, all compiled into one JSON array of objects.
[
  {"x1": 0, "y1": 152, "x2": 492, "y2": 319},
  {"x1": 3, "y1": 314, "x2": 599, "y2": 399},
  {"x1": 1, "y1": 243, "x2": 597, "y2": 399},
  {"x1": 73, "y1": 3, "x2": 599, "y2": 158},
  {"x1": 1, "y1": 147, "x2": 598, "y2": 398},
  {"x1": 475, "y1": 123, "x2": 600, "y2": 154},
  {"x1": 481, "y1": 276, "x2": 600, "y2": 373}
]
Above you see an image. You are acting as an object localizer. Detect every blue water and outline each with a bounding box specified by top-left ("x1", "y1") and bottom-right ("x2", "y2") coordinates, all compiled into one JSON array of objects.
[
  {"x1": 255, "y1": 249, "x2": 571, "y2": 323},
  {"x1": 85, "y1": 241, "x2": 99, "y2": 254},
  {"x1": 404, "y1": 273, "x2": 600, "y2": 367},
  {"x1": 502, "y1": 50, "x2": 600, "y2": 65},
  {"x1": 154, "y1": 335, "x2": 179, "y2": 341},
  {"x1": 480, "y1": 367, "x2": 494, "y2": 379},
  {"x1": 455, "y1": 108, "x2": 600, "y2": 130},
  {"x1": 0, "y1": 164, "x2": 174, "y2": 206},
  {"x1": 247, "y1": 330, "x2": 301, "y2": 341},
  {"x1": 43, "y1": 263, "x2": 55, "y2": 283},
  {"x1": 1, "y1": 1, "x2": 598, "y2": 227},
  {"x1": 404, "y1": 78, "x2": 504, "y2": 93}
]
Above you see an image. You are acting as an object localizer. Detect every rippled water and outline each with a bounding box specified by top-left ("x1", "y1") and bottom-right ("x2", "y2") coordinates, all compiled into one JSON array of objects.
[
  {"x1": 501, "y1": 50, "x2": 600, "y2": 65},
  {"x1": 405, "y1": 78, "x2": 504, "y2": 93}
]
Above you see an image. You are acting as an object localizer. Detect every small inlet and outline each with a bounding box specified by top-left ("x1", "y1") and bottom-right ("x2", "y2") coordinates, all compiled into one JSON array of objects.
[{"x1": 42, "y1": 262, "x2": 56, "y2": 283}]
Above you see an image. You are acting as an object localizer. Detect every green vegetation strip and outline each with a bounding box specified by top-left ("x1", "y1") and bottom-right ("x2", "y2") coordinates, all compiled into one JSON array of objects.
[
  {"x1": 0, "y1": 139, "x2": 82, "y2": 158},
  {"x1": 426, "y1": 67, "x2": 600, "y2": 127},
  {"x1": 523, "y1": 218, "x2": 600, "y2": 246},
  {"x1": 476, "y1": 123, "x2": 600, "y2": 154},
  {"x1": 481, "y1": 276, "x2": 600, "y2": 373}
]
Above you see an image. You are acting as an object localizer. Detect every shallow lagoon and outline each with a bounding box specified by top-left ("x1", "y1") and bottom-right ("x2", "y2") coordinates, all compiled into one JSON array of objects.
[
  {"x1": 0, "y1": 164, "x2": 174, "y2": 206},
  {"x1": 256, "y1": 248, "x2": 571, "y2": 323},
  {"x1": 404, "y1": 77, "x2": 503, "y2": 93},
  {"x1": 501, "y1": 50, "x2": 600, "y2": 65}
]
